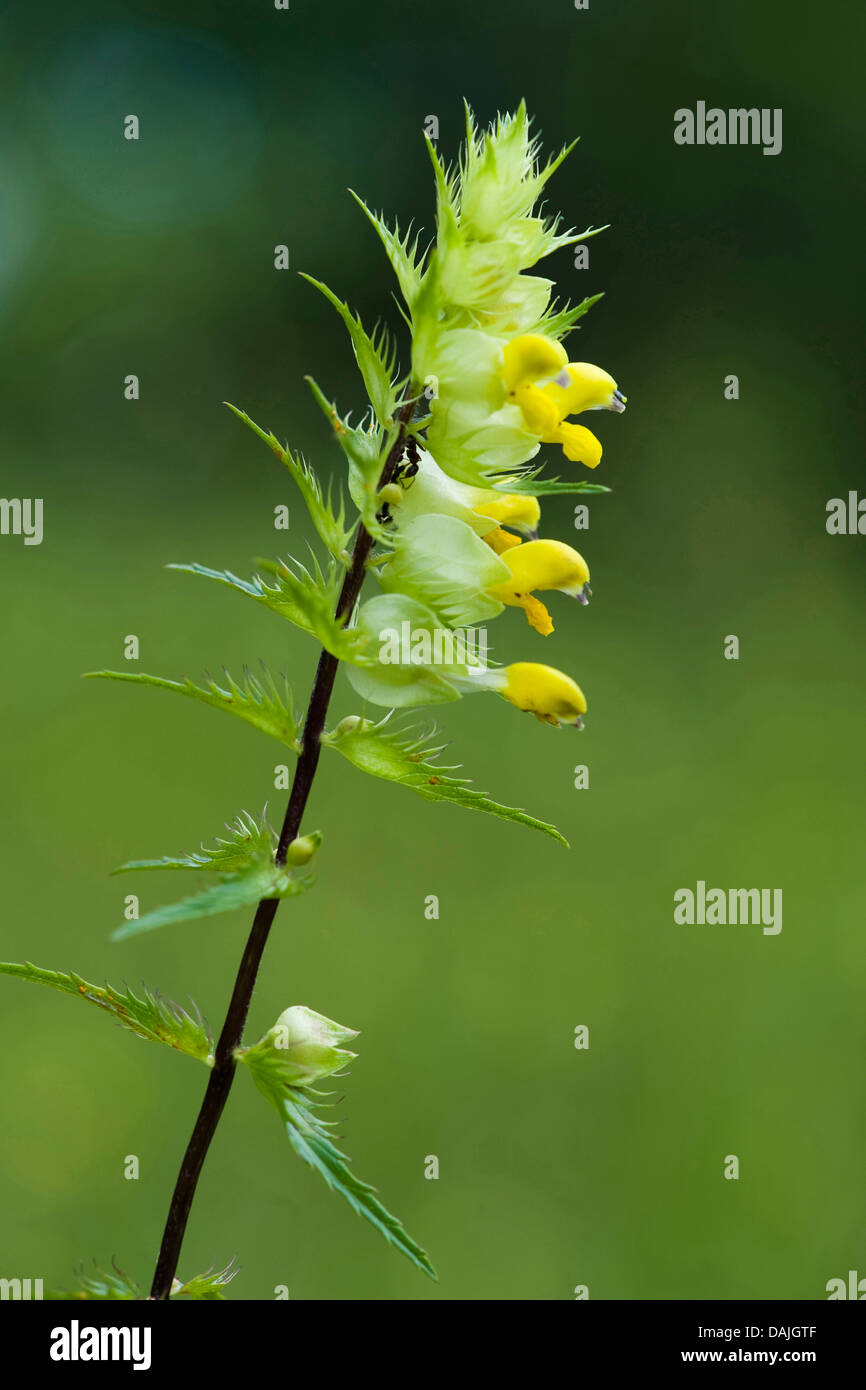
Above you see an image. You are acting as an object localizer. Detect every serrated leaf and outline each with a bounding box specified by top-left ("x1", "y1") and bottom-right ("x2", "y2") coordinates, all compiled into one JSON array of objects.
[
  {"x1": 45, "y1": 1258, "x2": 239, "y2": 1301},
  {"x1": 424, "y1": 133, "x2": 461, "y2": 253},
  {"x1": 113, "y1": 809, "x2": 275, "y2": 875},
  {"x1": 84, "y1": 665, "x2": 301, "y2": 753},
  {"x1": 302, "y1": 273, "x2": 400, "y2": 429},
  {"x1": 534, "y1": 289, "x2": 605, "y2": 341},
  {"x1": 322, "y1": 716, "x2": 568, "y2": 845},
  {"x1": 45, "y1": 1262, "x2": 141, "y2": 1301},
  {"x1": 241, "y1": 1046, "x2": 436, "y2": 1280},
  {"x1": 0, "y1": 962, "x2": 213, "y2": 1062},
  {"x1": 167, "y1": 559, "x2": 376, "y2": 666},
  {"x1": 348, "y1": 191, "x2": 428, "y2": 309},
  {"x1": 305, "y1": 375, "x2": 395, "y2": 541},
  {"x1": 225, "y1": 403, "x2": 354, "y2": 564},
  {"x1": 110, "y1": 811, "x2": 317, "y2": 941},
  {"x1": 171, "y1": 1259, "x2": 239, "y2": 1299},
  {"x1": 113, "y1": 867, "x2": 306, "y2": 941},
  {"x1": 492, "y1": 473, "x2": 611, "y2": 497}
]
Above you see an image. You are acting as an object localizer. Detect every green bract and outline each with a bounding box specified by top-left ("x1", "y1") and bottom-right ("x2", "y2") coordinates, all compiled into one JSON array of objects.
[
  {"x1": 109, "y1": 810, "x2": 319, "y2": 941},
  {"x1": 239, "y1": 1034, "x2": 436, "y2": 1279}
]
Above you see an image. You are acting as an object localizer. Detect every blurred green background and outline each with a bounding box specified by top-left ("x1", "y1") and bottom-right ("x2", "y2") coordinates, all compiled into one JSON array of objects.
[{"x1": 1, "y1": 0, "x2": 864, "y2": 1301}]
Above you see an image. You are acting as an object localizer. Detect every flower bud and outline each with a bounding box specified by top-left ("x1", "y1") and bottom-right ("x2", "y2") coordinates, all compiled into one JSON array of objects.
[
  {"x1": 263, "y1": 1005, "x2": 359, "y2": 1087},
  {"x1": 377, "y1": 483, "x2": 404, "y2": 507},
  {"x1": 500, "y1": 662, "x2": 587, "y2": 728},
  {"x1": 285, "y1": 834, "x2": 320, "y2": 866},
  {"x1": 333, "y1": 714, "x2": 364, "y2": 737}
]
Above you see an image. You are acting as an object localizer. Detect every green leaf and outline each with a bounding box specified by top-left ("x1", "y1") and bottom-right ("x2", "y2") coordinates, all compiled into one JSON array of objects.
[
  {"x1": 537, "y1": 136, "x2": 582, "y2": 188},
  {"x1": 84, "y1": 665, "x2": 301, "y2": 753},
  {"x1": 240, "y1": 1046, "x2": 436, "y2": 1280},
  {"x1": 493, "y1": 473, "x2": 611, "y2": 497},
  {"x1": 113, "y1": 808, "x2": 275, "y2": 875},
  {"x1": 424, "y1": 133, "x2": 461, "y2": 255},
  {"x1": 111, "y1": 868, "x2": 304, "y2": 941},
  {"x1": 171, "y1": 1260, "x2": 240, "y2": 1299},
  {"x1": 110, "y1": 811, "x2": 318, "y2": 941},
  {"x1": 323, "y1": 716, "x2": 568, "y2": 845},
  {"x1": 225, "y1": 403, "x2": 354, "y2": 564},
  {"x1": 348, "y1": 191, "x2": 428, "y2": 309},
  {"x1": 167, "y1": 559, "x2": 376, "y2": 666},
  {"x1": 301, "y1": 273, "x2": 400, "y2": 429},
  {"x1": 0, "y1": 962, "x2": 213, "y2": 1063},
  {"x1": 45, "y1": 1259, "x2": 239, "y2": 1301},
  {"x1": 45, "y1": 1263, "x2": 140, "y2": 1301},
  {"x1": 305, "y1": 375, "x2": 394, "y2": 540},
  {"x1": 534, "y1": 289, "x2": 605, "y2": 341}
]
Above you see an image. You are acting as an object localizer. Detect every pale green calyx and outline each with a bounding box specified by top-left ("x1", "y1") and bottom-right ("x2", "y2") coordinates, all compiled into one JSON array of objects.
[
  {"x1": 378, "y1": 514, "x2": 509, "y2": 629},
  {"x1": 249, "y1": 1005, "x2": 359, "y2": 1087}
]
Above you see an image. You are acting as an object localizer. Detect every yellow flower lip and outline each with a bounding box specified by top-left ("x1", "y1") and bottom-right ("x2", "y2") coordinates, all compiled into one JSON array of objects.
[
  {"x1": 489, "y1": 538, "x2": 591, "y2": 633},
  {"x1": 483, "y1": 525, "x2": 523, "y2": 555},
  {"x1": 500, "y1": 661, "x2": 587, "y2": 727},
  {"x1": 499, "y1": 338, "x2": 624, "y2": 469},
  {"x1": 554, "y1": 422, "x2": 603, "y2": 468}
]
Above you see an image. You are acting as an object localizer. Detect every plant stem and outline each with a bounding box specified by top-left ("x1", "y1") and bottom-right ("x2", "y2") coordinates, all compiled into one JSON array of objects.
[{"x1": 149, "y1": 397, "x2": 415, "y2": 1300}]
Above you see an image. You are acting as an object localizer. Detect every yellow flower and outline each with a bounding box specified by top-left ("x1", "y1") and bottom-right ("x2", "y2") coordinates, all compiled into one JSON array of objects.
[
  {"x1": 489, "y1": 538, "x2": 590, "y2": 634},
  {"x1": 501, "y1": 333, "x2": 626, "y2": 469},
  {"x1": 470, "y1": 491, "x2": 541, "y2": 534},
  {"x1": 543, "y1": 361, "x2": 627, "y2": 417},
  {"x1": 501, "y1": 333, "x2": 568, "y2": 391},
  {"x1": 499, "y1": 662, "x2": 587, "y2": 727},
  {"x1": 470, "y1": 489, "x2": 540, "y2": 553}
]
